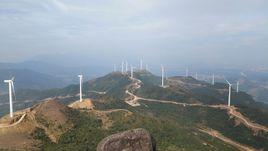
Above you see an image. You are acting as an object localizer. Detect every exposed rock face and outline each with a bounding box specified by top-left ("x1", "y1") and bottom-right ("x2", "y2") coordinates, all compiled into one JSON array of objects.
[{"x1": 97, "y1": 128, "x2": 156, "y2": 151}]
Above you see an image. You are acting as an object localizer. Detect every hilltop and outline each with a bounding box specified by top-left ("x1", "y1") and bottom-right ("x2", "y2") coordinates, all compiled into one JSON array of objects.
[
  {"x1": 134, "y1": 71, "x2": 254, "y2": 105},
  {"x1": 0, "y1": 99, "x2": 73, "y2": 150}
]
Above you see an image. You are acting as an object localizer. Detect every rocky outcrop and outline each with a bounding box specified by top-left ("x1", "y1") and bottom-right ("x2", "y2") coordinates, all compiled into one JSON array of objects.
[{"x1": 97, "y1": 128, "x2": 156, "y2": 151}]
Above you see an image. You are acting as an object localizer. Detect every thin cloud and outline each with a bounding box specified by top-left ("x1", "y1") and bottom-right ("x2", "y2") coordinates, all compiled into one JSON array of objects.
[{"x1": 0, "y1": 0, "x2": 267, "y2": 67}]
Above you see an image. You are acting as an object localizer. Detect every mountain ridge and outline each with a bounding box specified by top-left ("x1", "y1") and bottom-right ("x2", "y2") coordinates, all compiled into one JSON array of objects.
[{"x1": 0, "y1": 71, "x2": 267, "y2": 150}]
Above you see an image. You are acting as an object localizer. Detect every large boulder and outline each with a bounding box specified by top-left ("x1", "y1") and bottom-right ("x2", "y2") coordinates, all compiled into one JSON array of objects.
[{"x1": 97, "y1": 128, "x2": 156, "y2": 151}]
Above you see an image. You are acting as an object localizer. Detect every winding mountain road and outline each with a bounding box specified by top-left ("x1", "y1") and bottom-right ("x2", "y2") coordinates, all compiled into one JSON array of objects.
[
  {"x1": 0, "y1": 114, "x2": 26, "y2": 128},
  {"x1": 124, "y1": 77, "x2": 142, "y2": 106},
  {"x1": 219, "y1": 105, "x2": 268, "y2": 132},
  {"x1": 199, "y1": 128, "x2": 256, "y2": 151},
  {"x1": 124, "y1": 75, "x2": 268, "y2": 151},
  {"x1": 125, "y1": 76, "x2": 268, "y2": 132}
]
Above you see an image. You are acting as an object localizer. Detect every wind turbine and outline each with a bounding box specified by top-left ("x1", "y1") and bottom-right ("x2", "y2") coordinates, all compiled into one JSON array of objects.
[
  {"x1": 113, "y1": 64, "x2": 117, "y2": 72},
  {"x1": 140, "y1": 59, "x2": 143, "y2": 70},
  {"x1": 236, "y1": 81, "x2": 239, "y2": 93},
  {"x1": 125, "y1": 61, "x2": 128, "y2": 72},
  {"x1": 121, "y1": 61, "x2": 124, "y2": 74},
  {"x1": 131, "y1": 66, "x2": 136, "y2": 79},
  {"x1": 4, "y1": 77, "x2": 15, "y2": 118},
  {"x1": 146, "y1": 64, "x2": 149, "y2": 71},
  {"x1": 78, "y1": 75, "x2": 83, "y2": 102},
  {"x1": 186, "y1": 67, "x2": 189, "y2": 77},
  {"x1": 212, "y1": 74, "x2": 215, "y2": 85},
  {"x1": 161, "y1": 65, "x2": 165, "y2": 87},
  {"x1": 226, "y1": 79, "x2": 232, "y2": 107}
]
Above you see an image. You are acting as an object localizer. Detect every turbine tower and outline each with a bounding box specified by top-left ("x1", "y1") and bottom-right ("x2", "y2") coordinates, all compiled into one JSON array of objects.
[
  {"x1": 212, "y1": 74, "x2": 215, "y2": 85},
  {"x1": 78, "y1": 75, "x2": 83, "y2": 102},
  {"x1": 121, "y1": 61, "x2": 124, "y2": 74},
  {"x1": 125, "y1": 61, "x2": 128, "y2": 72},
  {"x1": 113, "y1": 64, "x2": 117, "y2": 72},
  {"x1": 131, "y1": 66, "x2": 135, "y2": 79},
  {"x1": 161, "y1": 65, "x2": 164, "y2": 87},
  {"x1": 236, "y1": 81, "x2": 239, "y2": 93},
  {"x1": 226, "y1": 80, "x2": 232, "y2": 107},
  {"x1": 140, "y1": 59, "x2": 143, "y2": 70},
  {"x1": 186, "y1": 67, "x2": 189, "y2": 77},
  {"x1": 4, "y1": 77, "x2": 15, "y2": 118}
]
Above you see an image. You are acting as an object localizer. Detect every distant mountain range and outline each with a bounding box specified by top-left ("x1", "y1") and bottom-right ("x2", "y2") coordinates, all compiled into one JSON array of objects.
[
  {"x1": 1, "y1": 60, "x2": 268, "y2": 104},
  {"x1": 0, "y1": 60, "x2": 110, "y2": 79},
  {"x1": 0, "y1": 60, "x2": 112, "y2": 93},
  {"x1": 0, "y1": 68, "x2": 69, "y2": 93}
]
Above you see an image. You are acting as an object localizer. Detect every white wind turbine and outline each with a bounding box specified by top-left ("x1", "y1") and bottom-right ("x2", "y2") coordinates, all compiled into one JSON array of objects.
[
  {"x1": 236, "y1": 81, "x2": 239, "y2": 93},
  {"x1": 131, "y1": 66, "x2": 136, "y2": 79},
  {"x1": 125, "y1": 61, "x2": 128, "y2": 72},
  {"x1": 226, "y1": 79, "x2": 232, "y2": 107},
  {"x1": 78, "y1": 75, "x2": 83, "y2": 102},
  {"x1": 121, "y1": 61, "x2": 124, "y2": 74},
  {"x1": 140, "y1": 59, "x2": 143, "y2": 70},
  {"x1": 212, "y1": 74, "x2": 215, "y2": 85},
  {"x1": 161, "y1": 64, "x2": 165, "y2": 87},
  {"x1": 4, "y1": 77, "x2": 16, "y2": 118},
  {"x1": 186, "y1": 67, "x2": 189, "y2": 77},
  {"x1": 113, "y1": 64, "x2": 117, "y2": 72}
]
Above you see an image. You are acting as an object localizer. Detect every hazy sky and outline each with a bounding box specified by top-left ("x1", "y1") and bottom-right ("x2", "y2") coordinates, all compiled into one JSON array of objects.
[{"x1": 0, "y1": 0, "x2": 267, "y2": 68}]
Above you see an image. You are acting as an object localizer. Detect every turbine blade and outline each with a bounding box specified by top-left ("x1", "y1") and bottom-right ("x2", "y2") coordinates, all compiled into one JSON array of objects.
[
  {"x1": 11, "y1": 81, "x2": 16, "y2": 101},
  {"x1": 225, "y1": 79, "x2": 231, "y2": 85},
  {"x1": 11, "y1": 76, "x2": 15, "y2": 81}
]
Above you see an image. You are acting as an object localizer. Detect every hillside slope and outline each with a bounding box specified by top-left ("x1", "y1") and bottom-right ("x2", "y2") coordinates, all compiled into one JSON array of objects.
[
  {"x1": 0, "y1": 99, "x2": 73, "y2": 150},
  {"x1": 0, "y1": 71, "x2": 268, "y2": 150},
  {"x1": 135, "y1": 71, "x2": 254, "y2": 106},
  {"x1": 0, "y1": 100, "x2": 239, "y2": 150}
]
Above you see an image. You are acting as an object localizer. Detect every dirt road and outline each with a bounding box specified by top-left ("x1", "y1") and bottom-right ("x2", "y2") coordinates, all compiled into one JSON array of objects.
[
  {"x1": 0, "y1": 114, "x2": 26, "y2": 128},
  {"x1": 124, "y1": 75, "x2": 268, "y2": 150},
  {"x1": 126, "y1": 76, "x2": 268, "y2": 132},
  {"x1": 199, "y1": 128, "x2": 256, "y2": 151},
  {"x1": 88, "y1": 91, "x2": 106, "y2": 95}
]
